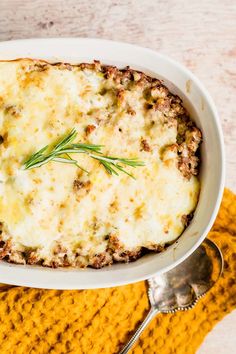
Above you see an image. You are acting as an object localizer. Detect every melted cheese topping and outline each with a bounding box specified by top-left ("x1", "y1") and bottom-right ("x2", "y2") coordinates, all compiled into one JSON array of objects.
[{"x1": 0, "y1": 60, "x2": 200, "y2": 267}]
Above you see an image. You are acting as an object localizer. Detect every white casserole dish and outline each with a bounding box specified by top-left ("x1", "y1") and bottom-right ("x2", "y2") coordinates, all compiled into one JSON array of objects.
[{"x1": 0, "y1": 38, "x2": 225, "y2": 289}]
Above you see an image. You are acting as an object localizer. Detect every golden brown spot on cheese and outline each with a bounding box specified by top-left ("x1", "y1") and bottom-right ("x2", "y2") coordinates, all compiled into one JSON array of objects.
[
  {"x1": 32, "y1": 178, "x2": 42, "y2": 184},
  {"x1": 126, "y1": 106, "x2": 136, "y2": 115},
  {"x1": 73, "y1": 180, "x2": 92, "y2": 202},
  {"x1": 73, "y1": 180, "x2": 91, "y2": 191},
  {"x1": 4, "y1": 105, "x2": 22, "y2": 118},
  {"x1": 2, "y1": 133, "x2": 8, "y2": 148},
  {"x1": 134, "y1": 204, "x2": 145, "y2": 220},
  {"x1": 140, "y1": 138, "x2": 151, "y2": 152},
  {"x1": 109, "y1": 200, "x2": 119, "y2": 213},
  {"x1": 85, "y1": 125, "x2": 96, "y2": 135},
  {"x1": 116, "y1": 88, "x2": 125, "y2": 104}
]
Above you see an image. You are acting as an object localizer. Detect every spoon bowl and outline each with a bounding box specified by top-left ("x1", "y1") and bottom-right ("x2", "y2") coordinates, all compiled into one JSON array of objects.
[
  {"x1": 148, "y1": 238, "x2": 223, "y2": 313},
  {"x1": 120, "y1": 238, "x2": 223, "y2": 353}
]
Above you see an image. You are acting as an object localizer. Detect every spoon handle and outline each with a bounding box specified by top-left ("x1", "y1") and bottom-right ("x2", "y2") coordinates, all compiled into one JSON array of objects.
[{"x1": 119, "y1": 308, "x2": 158, "y2": 354}]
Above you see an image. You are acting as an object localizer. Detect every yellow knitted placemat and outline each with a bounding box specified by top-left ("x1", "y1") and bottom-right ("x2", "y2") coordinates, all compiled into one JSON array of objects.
[{"x1": 0, "y1": 189, "x2": 235, "y2": 354}]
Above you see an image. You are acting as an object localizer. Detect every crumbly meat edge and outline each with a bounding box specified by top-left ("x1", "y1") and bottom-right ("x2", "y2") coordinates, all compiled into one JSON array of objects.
[{"x1": 0, "y1": 59, "x2": 201, "y2": 269}]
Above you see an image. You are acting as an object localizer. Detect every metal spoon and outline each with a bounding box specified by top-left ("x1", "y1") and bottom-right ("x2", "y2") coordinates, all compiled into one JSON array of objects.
[{"x1": 120, "y1": 238, "x2": 223, "y2": 354}]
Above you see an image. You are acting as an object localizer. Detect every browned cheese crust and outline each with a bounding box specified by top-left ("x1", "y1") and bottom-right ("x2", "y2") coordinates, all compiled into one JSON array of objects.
[{"x1": 0, "y1": 60, "x2": 201, "y2": 269}]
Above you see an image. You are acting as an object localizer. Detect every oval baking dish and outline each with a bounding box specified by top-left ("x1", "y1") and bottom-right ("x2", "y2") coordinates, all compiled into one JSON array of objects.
[{"x1": 0, "y1": 38, "x2": 224, "y2": 289}]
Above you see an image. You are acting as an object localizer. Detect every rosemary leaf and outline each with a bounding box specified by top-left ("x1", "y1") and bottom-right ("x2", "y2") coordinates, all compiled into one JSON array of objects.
[{"x1": 23, "y1": 129, "x2": 144, "y2": 178}]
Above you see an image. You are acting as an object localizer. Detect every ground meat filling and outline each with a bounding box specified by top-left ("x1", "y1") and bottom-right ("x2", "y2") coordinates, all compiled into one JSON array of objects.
[{"x1": 178, "y1": 127, "x2": 202, "y2": 179}]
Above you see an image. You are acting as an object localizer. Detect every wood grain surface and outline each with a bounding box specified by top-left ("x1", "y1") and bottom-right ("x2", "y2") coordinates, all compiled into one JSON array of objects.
[{"x1": 0, "y1": 0, "x2": 235, "y2": 191}]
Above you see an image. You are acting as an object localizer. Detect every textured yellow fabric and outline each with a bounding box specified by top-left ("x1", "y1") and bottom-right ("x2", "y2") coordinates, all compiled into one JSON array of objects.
[{"x1": 0, "y1": 188, "x2": 235, "y2": 354}]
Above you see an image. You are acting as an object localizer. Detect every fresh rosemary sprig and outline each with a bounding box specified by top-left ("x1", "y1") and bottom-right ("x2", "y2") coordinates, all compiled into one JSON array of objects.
[{"x1": 23, "y1": 129, "x2": 145, "y2": 178}]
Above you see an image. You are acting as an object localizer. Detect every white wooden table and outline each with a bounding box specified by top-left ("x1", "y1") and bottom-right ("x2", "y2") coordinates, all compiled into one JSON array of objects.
[{"x1": 1, "y1": 0, "x2": 235, "y2": 352}]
